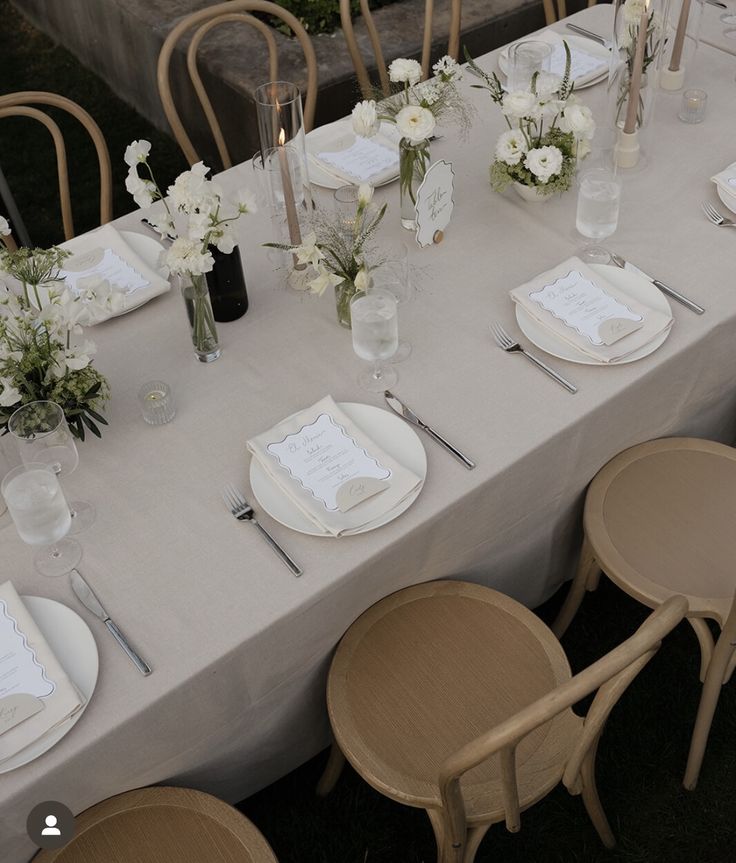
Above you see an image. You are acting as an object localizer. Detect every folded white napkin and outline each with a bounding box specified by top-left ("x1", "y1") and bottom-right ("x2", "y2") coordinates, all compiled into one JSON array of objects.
[
  {"x1": 59, "y1": 223, "x2": 170, "y2": 323},
  {"x1": 510, "y1": 256, "x2": 673, "y2": 363},
  {"x1": 247, "y1": 396, "x2": 422, "y2": 536},
  {"x1": 306, "y1": 119, "x2": 399, "y2": 186},
  {"x1": 0, "y1": 582, "x2": 84, "y2": 766},
  {"x1": 710, "y1": 161, "x2": 736, "y2": 200}
]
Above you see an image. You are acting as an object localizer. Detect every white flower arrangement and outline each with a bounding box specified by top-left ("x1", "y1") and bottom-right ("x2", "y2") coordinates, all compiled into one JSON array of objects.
[{"x1": 468, "y1": 45, "x2": 595, "y2": 196}]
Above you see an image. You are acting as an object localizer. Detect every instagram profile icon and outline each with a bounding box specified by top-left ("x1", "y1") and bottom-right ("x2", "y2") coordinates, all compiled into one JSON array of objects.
[{"x1": 27, "y1": 801, "x2": 75, "y2": 850}]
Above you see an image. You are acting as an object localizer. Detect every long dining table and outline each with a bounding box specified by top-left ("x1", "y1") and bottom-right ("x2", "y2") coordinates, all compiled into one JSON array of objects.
[{"x1": 4, "y1": 5, "x2": 736, "y2": 860}]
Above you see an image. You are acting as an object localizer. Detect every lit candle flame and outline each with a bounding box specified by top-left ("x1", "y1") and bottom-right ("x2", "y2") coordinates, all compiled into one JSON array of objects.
[{"x1": 278, "y1": 128, "x2": 286, "y2": 147}]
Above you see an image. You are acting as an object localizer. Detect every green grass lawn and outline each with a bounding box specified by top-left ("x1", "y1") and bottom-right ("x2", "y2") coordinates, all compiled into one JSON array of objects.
[{"x1": 1, "y1": 5, "x2": 734, "y2": 862}]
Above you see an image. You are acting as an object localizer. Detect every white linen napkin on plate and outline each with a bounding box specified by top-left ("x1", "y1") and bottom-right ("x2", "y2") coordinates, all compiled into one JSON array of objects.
[
  {"x1": 306, "y1": 119, "x2": 399, "y2": 186},
  {"x1": 247, "y1": 396, "x2": 422, "y2": 536},
  {"x1": 0, "y1": 582, "x2": 85, "y2": 766},
  {"x1": 510, "y1": 256, "x2": 673, "y2": 363},
  {"x1": 710, "y1": 161, "x2": 736, "y2": 201},
  {"x1": 58, "y1": 223, "x2": 170, "y2": 322}
]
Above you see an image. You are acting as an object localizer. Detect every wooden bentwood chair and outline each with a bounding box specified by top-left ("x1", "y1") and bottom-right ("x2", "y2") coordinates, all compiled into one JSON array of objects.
[
  {"x1": 340, "y1": 0, "x2": 462, "y2": 99},
  {"x1": 157, "y1": 0, "x2": 318, "y2": 169},
  {"x1": 33, "y1": 786, "x2": 279, "y2": 863},
  {"x1": 542, "y1": 0, "x2": 599, "y2": 27},
  {"x1": 318, "y1": 580, "x2": 687, "y2": 863},
  {"x1": 553, "y1": 437, "x2": 736, "y2": 790},
  {"x1": 0, "y1": 92, "x2": 112, "y2": 242}
]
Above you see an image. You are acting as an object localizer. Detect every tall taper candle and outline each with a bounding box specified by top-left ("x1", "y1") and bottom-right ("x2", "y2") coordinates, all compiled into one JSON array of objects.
[
  {"x1": 623, "y1": 9, "x2": 649, "y2": 134},
  {"x1": 669, "y1": 0, "x2": 692, "y2": 71}
]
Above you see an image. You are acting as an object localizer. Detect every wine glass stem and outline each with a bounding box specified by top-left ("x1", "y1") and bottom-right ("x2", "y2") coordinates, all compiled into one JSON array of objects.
[{"x1": 372, "y1": 360, "x2": 383, "y2": 382}]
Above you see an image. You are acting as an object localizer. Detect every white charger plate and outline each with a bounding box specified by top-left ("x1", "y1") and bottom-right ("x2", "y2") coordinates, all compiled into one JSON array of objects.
[
  {"x1": 306, "y1": 120, "x2": 400, "y2": 190},
  {"x1": 250, "y1": 402, "x2": 427, "y2": 537},
  {"x1": 515, "y1": 263, "x2": 672, "y2": 366},
  {"x1": 716, "y1": 184, "x2": 736, "y2": 215},
  {"x1": 0, "y1": 596, "x2": 98, "y2": 773},
  {"x1": 498, "y1": 33, "x2": 610, "y2": 89}
]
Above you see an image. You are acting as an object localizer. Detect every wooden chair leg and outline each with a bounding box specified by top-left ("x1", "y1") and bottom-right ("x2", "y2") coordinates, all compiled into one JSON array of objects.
[
  {"x1": 688, "y1": 617, "x2": 715, "y2": 684},
  {"x1": 315, "y1": 741, "x2": 346, "y2": 796},
  {"x1": 552, "y1": 535, "x2": 599, "y2": 639},
  {"x1": 462, "y1": 823, "x2": 492, "y2": 863},
  {"x1": 579, "y1": 749, "x2": 615, "y2": 849}
]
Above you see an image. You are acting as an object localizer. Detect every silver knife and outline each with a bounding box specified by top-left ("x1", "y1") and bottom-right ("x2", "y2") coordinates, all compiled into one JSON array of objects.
[
  {"x1": 609, "y1": 252, "x2": 705, "y2": 315},
  {"x1": 384, "y1": 391, "x2": 476, "y2": 470},
  {"x1": 70, "y1": 569, "x2": 152, "y2": 676},
  {"x1": 565, "y1": 23, "x2": 614, "y2": 51}
]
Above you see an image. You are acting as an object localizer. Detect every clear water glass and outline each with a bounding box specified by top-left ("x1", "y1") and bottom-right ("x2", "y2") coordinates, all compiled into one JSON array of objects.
[
  {"x1": 575, "y1": 168, "x2": 622, "y2": 264},
  {"x1": 2, "y1": 463, "x2": 82, "y2": 577},
  {"x1": 508, "y1": 40, "x2": 552, "y2": 91},
  {"x1": 8, "y1": 400, "x2": 95, "y2": 533},
  {"x1": 350, "y1": 290, "x2": 399, "y2": 392},
  {"x1": 373, "y1": 241, "x2": 412, "y2": 363}
]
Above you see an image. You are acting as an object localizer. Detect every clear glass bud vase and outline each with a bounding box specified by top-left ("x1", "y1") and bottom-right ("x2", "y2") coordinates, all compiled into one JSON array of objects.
[
  {"x1": 181, "y1": 273, "x2": 221, "y2": 363},
  {"x1": 334, "y1": 278, "x2": 362, "y2": 329},
  {"x1": 399, "y1": 137, "x2": 431, "y2": 230}
]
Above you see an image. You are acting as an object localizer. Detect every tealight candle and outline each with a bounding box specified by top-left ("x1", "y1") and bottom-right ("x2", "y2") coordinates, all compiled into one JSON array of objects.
[
  {"x1": 138, "y1": 380, "x2": 176, "y2": 425},
  {"x1": 678, "y1": 88, "x2": 707, "y2": 123}
]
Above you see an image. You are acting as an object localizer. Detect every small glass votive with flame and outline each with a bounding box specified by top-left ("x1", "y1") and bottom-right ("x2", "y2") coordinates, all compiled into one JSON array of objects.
[
  {"x1": 678, "y1": 89, "x2": 707, "y2": 124},
  {"x1": 138, "y1": 381, "x2": 176, "y2": 425}
]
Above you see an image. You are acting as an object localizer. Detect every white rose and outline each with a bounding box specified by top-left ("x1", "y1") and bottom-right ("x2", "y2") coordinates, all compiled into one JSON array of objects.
[
  {"x1": 395, "y1": 105, "x2": 436, "y2": 144},
  {"x1": 357, "y1": 184, "x2": 374, "y2": 206},
  {"x1": 388, "y1": 58, "x2": 422, "y2": 85},
  {"x1": 501, "y1": 90, "x2": 537, "y2": 120},
  {"x1": 0, "y1": 216, "x2": 10, "y2": 237},
  {"x1": 524, "y1": 146, "x2": 564, "y2": 183},
  {"x1": 494, "y1": 129, "x2": 529, "y2": 166},
  {"x1": 351, "y1": 100, "x2": 380, "y2": 138},
  {"x1": 124, "y1": 139, "x2": 151, "y2": 167},
  {"x1": 560, "y1": 103, "x2": 596, "y2": 140}
]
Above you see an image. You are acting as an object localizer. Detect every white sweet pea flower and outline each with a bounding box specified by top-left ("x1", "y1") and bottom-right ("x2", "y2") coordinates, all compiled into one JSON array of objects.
[
  {"x1": 294, "y1": 232, "x2": 324, "y2": 269},
  {"x1": 0, "y1": 380, "x2": 21, "y2": 407},
  {"x1": 213, "y1": 227, "x2": 236, "y2": 255},
  {"x1": 351, "y1": 100, "x2": 380, "y2": 138},
  {"x1": 388, "y1": 58, "x2": 422, "y2": 85},
  {"x1": 124, "y1": 139, "x2": 151, "y2": 167},
  {"x1": 494, "y1": 129, "x2": 528, "y2": 166},
  {"x1": 0, "y1": 216, "x2": 10, "y2": 237},
  {"x1": 234, "y1": 187, "x2": 257, "y2": 214},
  {"x1": 187, "y1": 211, "x2": 213, "y2": 242},
  {"x1": 524, "y1": 146, "x2": 563, "y2": 183},
  {"x1": 64, "y1": 338, "x2": 96, "y2": 371},
  {"x1": 560, "y1": 102, "x2": 596, "y2": 140},
  {"x1": 501, "y1": 90, "x2": 537, "y2": 120},
  {"x1": 125, "y1": 168, "x2": 155, "y2": 209},
  {"x1": 167, "y1": 162, "x2": 212, "y2": 213},
  {"x1": 165, "y1": 237, "x2": 214, "y2": 275},
  {"x1": 308, "y1": 265, "x2": 343, "y2": 297},
  {"x1": 395, "y1": 105, "x2": 436, "y2": 144},
  {"x1": 354, "y1": 267, "x2": 371, "y2": 293},
  {"x1": 357, "y1": 184, "x2": 374, "y2": 206},
  {"x1": 432, "y1": 55, "x2": 461, "y2": 81}
]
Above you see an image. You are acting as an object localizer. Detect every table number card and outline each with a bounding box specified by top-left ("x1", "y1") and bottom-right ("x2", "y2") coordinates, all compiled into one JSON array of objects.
[
  {"x1": 529, "y1": 268, "x2": 643, "y2": 346},
  {"x1": 414, "y1": 160, "x2": 455, "y2": 248},
  {"x1": 266, "y1": 413, "x2": 391, "y2": 513}
]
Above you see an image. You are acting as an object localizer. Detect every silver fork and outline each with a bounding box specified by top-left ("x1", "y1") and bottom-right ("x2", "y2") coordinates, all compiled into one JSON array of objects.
[
  {"x1": 222, "y1": 485, "x2": 302, "y2": 576},
  {"x1": 490, "y1": 322, "x2": 578, "y2": 394},
  {"x1": 701, "y1": 201, "x2": 736, "y2": 228}
]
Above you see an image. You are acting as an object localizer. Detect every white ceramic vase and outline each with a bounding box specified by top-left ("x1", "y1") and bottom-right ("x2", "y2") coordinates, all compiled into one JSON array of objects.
[{"x1": 512, "y1": 181, "x2": 549, "y2": 203}]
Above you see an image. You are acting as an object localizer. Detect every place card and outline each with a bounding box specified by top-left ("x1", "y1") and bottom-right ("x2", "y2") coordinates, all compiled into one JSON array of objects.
[
  {"x1": 316, "y1": 136, "x2": 399, "y2": 184},
  {"x1": 59, "y1": 247, "x2": 150, "y2": 295},
  {"x1": 528, "y1": 268, "x2": 643, "y2": 346},
  {"x1": 414, "y1": 160, "x2": 455, "y2": 248},
  {"x1": 266, "y1": 412, "x2": 391, "y2": 513}
]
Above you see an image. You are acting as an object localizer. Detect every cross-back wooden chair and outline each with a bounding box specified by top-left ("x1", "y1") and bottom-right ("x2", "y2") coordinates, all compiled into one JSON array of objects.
[
  {"x1": 340, "y1": 0, "x2": 462, "y2": 99},
  {"x1": 157, "y1": 0, "x2": 318, "y2": 169},
  {"x1": 543, "y1": 0, "x2": 598, "y2": 26},
  {"x1": 0, "y1": 92, "x2": 112, "y2": 242},
  {"x1": 318, "y1": 580, "x2": 687, "y2": 863}
]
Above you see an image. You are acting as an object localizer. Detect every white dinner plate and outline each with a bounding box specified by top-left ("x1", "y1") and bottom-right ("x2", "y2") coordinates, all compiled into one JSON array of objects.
[
  {"x1": 306, "y1": 120, "x2": 400, "y2": 190},
  {"x1": 0, "y1": 596, "x2": 99, "y2": 773},
  {"x1": 515, "y1": 263, "x2": 672, "y2": 366},
  {"x1": 716, "y1": 184, "x2": 736, "y2": 215},
  {"x1": 121, "y1": 230, "x2": 167, "y2": 275},
  {"x1": 498, "y1": 33, "x2": 610, "y2": 90},
  {"x1": 250, "y1": 402, "x2": 427, "y2": 537}
]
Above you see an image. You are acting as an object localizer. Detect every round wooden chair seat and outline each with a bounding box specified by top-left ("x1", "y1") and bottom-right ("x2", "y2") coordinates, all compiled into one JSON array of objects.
[
  {"x1": 33, "y1": 787, "x2": 278, "y2": 863},
  {"x1": 327, "y1": 581, "x2": 580, "y2": 822}
]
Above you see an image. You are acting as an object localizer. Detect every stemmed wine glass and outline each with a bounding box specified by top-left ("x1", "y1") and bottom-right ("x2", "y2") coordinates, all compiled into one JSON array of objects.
[
  {"x1": 350, "y1": 289, "x2": 399, "y2": 392},
  {"x1": 2, "y1": 463, "x2": 82, "y2": 577},
  {"x1": 575, "y1": 167, "x2": 622, "y2": 265},
  {"x1": 8, "y1": 401, "x2": 95, "y2": 533}
]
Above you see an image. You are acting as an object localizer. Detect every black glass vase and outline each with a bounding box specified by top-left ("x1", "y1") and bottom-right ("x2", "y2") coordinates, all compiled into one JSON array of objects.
[{"x1": 205, "y1": 246, "x2": 248, "y2": 322}]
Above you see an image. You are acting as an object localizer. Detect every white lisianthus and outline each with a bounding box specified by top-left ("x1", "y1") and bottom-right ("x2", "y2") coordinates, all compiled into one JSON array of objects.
[
  {"x1": 308, "y1": 265, "x2": 343, "y2": 297},
  {"x1": 432, "y1": 55, "x2": 461, "y2": 81},
  {"x1": 501, "y1": 90, "x2": 537, "y2": 120},
  {"x1": 560, "y1": 102, "x2": 596, "y2": 140},
  {"x1": 166, "y1": 237, "x2": 215, "y2": 275},
  {"x1": 351, "y1": 100, "x2": 380, "y2": 138},
  {"x1": 124, "y1": 139, "x2": 151, "y2": 167},
  {"x1": 234, "y1": 187, "x2": 257, "y2": 214},
  {"x1": 534, "y1": 72, "x2": 561, "y2": 99},
  {"x1": 524, "y1": 146, "x2": 564, "y2": 183},
  {"x1": 357, "y1": 183, "x2": 374, "y2": 206},
  {"x1": 354, "y1": 267, "x2": 371, "y2": 293},
  {"x1": 0, "y1": 380, "x2": 21, "y2": 407},
  {"x1": 0, "y1": 216, "x2": 10, "y2": 237},
  {"x1": 395, "y1": 104, "x2": 436, "y2": 144},
  {"x1": 388, "y1": 57, "x2": 422, "y2": 85},
  {"x1": 539, "y1": 98, "x2": 567, "y2": 120},
  {"x1": 295, "y1": 232, "x2": 324, "y2": 268},
  {"x1": 125, "y1": 169, "x2": 155, "y2": 208},
  {"x1": 494, "y1": 129, "x2": 529, "y2": 166}
]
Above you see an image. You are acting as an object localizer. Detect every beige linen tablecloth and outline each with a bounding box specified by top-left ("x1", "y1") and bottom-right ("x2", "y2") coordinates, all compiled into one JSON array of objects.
[{"x1": 4, "y1": 8, "x2": 736, "y2": 860}]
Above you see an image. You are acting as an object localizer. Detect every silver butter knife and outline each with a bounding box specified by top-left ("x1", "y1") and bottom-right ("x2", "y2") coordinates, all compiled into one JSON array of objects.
[
  {"x1": 565, "y1": 23, "x2": 614, "y2": 51},
  {"x1": 384, "y1": 391, "x2": 475, "y2": 470},
  {"x1": 70, "y1": 569, "x2": 152, "y2": 676},
  {"x1": 609, "y1": 252, "x2": 705, "y2": 315}
]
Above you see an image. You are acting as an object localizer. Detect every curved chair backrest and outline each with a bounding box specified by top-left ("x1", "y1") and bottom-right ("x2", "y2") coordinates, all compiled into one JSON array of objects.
[
  {"x1": 340, "y1": 0, "x2": 462, "y2": 98},
  {"x1": 158, "y1": 0, "x2": 318, "y2": 169},
  {"x1": 543, "y1": 0, "x2": 598, "y2": 25},
  {"x1": 438, "y1": 595, "x2": 688, "y2": 847},
  {"x1": 0, "y1": 92, "x2": 112, "y2": 242}
]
